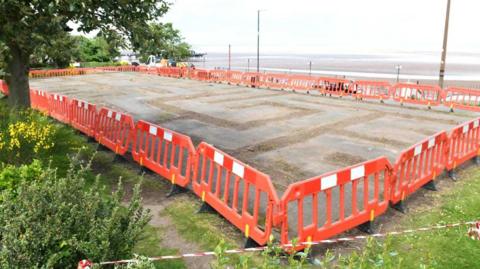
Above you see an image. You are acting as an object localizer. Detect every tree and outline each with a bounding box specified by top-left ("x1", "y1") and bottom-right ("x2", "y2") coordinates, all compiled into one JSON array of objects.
[
  {"x1": 30, "y1": 31, "x2": 80, "y2": 69},
  {"x1": 0, "y1": 158, "x2": 151, "y2": 268},
  {"x1": 132, "y1": 22, "x2": 192, "y2": 63},
  {"x1": 0, "y1": 0, "x2": 169, "y2": 107}
]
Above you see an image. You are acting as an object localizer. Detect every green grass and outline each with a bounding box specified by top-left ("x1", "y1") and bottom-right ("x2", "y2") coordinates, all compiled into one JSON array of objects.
[
  {"x1": 370, "y1": 167, "x2": 480, "y2": 268},
  {"x1": 134, "y1": 226, "x2": 186, "y2": 269}
]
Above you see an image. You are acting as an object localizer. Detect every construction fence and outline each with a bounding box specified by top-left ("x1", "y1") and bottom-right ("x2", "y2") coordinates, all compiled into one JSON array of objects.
[{"x1": 1, "y1": 66, "x2": 480, "y2": 250}]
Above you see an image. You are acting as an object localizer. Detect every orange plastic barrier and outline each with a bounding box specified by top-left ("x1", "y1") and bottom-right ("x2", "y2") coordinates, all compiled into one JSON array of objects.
[
  {"x1": 70, "y1": 99, "x2": 98, "y2": 137},
  {"x1": 192, "y1": 142, "x2": 280, "y2": 245},
  {"x1": 95, "y1": 108, "x2": 135, "y2": 156},
  {"x1": 48, "y1": 93, "x2": 70, "y2": 124},
  {"x1": 391, "y1": 83, "x2": 442, "y2": 107},
  {"x1": 188, "y1": 69, "x2": 210, "y2": 81},
  {"x1": 226, "y1": 71, "x2": 244, "y2": 85},
  {"x1": 209, "y1": 70, "x2": 228, "y2": 83},
  {"x1": 132, "y1": 120, "x2": 196, "y2": 187},
  {"x1": 446, "y1": 118, "x2": 480, "y2": 173},
  {"x1": 241, "y1": 72, "x2": 259, "y2": 87},
  {"x1": 443, "y1": 87, "x2": 480, "y2": 112},
  {"x1": 258, "y1": 73, "x2": 290, "y2": 89},
  {"x1": 288, "y1": 75, "x2": 318, "y2": 92},
  {"x1": 158, "y1": 67, "x2": 183, "y2": 78},
  {"x1": 390, "y1": 131, "x2": 448, "y2": 205},
  {"x1": 317, "y1": 77, "x2": 351, "y2": 97},
  {"x1": 0, "y1": 80, "x2": 9, "y2": 96},
  {"x1": 351, "y1": 80, "x2": 391, "y2": 101},
  {"x1": 280, "y1": 157, "x2": 392, "y2": 250},
  {"x1": 29, "y1": 89, "x2": 50, "y2": 113}
]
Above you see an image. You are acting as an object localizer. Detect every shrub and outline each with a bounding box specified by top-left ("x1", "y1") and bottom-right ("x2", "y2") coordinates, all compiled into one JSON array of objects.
[
  {"x1": 0, "y1": 156, "x2": 151, "y2": 268},
  {"x1": 0, "y1": 159, "x2": 43, "y2": 193}
]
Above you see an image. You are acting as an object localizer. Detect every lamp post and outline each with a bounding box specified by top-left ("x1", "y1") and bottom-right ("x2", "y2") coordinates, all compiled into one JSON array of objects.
[
  {"x1": 439, "y1": 0, "x2": 451, "y2": 88},
  {"x1": 395, "y1": 64, "x2": 402, "y2": 83},
  {"x1": 257, "y1": 9, "x2": 266, "y2": 74},
  {"x1": 309, "y1": 61, "x2": 312, "y2": 76},
  {"x1": 247, "y1": 59, "x2": 250, "y2": 72},
  {"x1": 228, "y1": 44, "x2": 231, "y2": 71}
]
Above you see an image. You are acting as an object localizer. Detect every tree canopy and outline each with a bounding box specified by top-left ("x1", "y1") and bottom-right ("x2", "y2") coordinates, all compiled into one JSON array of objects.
[
  {"x1": 0, "y1": 0, "x2": 170, "y2": 107},
  {"x1": 132, "y1": 22, "x2": 192, "y2": 62}
]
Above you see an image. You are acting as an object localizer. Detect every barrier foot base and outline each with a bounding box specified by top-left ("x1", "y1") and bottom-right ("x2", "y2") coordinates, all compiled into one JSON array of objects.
[
  {"x1": 96, "y1": 144, "x2": 108, "y2": 152},
  {"x1": 167, "y1": 184, "x2": 188, "y2": 197},
  {"x1": 138, "y1": 166, "x2": 147, "y2": 175},
  {"x1": 391, "y1": 201, "x2": 406, "y2": 213},
  {"x1": 244, "y1": 237, "x2": 261, "y2": 249},
  {"x1": 380, "y1": 100, "x2": 384, "y2": 103},
  {"x1": 448, "y1": 170, "x2": 458, "y2": 181},
  {"x1": 306, "y1": 91, "x2": 310, "y2": 94},
  {"x1": 450, "y1": 108, "x2": 454, "y2": 113},
  {"x1": 197, "y1": 202, "x2": 215, "y2": 214},
  {"x1": 358, "y1": 221, "x2": 375, "y2": 234},
  {"x1": 422, "y1": 180, "x2": 437, "y2": 191},
  {"x1": 113, "y1": 154, "x2": 126, "y2": 163},
  {"x1": 87, "y1": 136, "x2": 96, "y2": 143},
  {"x1": 474, "y1": 156, "x2": 480, "y2": 165}
]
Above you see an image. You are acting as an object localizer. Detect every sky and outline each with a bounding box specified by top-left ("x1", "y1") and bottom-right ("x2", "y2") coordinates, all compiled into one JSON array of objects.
[{"x1": 160, "y1": 0, "x2": 480, "y2": 54}]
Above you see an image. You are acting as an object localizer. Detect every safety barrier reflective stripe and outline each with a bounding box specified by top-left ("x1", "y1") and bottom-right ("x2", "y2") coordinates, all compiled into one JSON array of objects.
[
  {"x1": 132, "y1": 120, "x2": 196, "y2": 187},
  {"x1": 288, "y1": 75, "x2": 318, "y2": 91},
  {"x1": 209, "y1": 70, "x2": 228, "y2": 83},
  {"x1": 351, "y1": 80, "x2": 391, "y2": 101},
  {"x1": 280, "y1": 157, "x2": 392, "y2": 250},
  {"x1": 95, "y1": 108, "x2": 134, "y2": 156},
  {"x1": 390, "y1": 131, "x2": 448, "y2": 204},
  {"x1": 446, "y1": 118, "x2": 480, "y2": 171},
  {"x1": 443, "y1": 87, "x2": 480, "y2": 112},
  {"x1": 317, "y1": 77, "x2": 351, "y2": 97},
  {"x1": 258, "y1": 73, "x2": 290, "y2": 89},
  {"x1": 0, "y1": 80, "x2": 9, "y2": 96},
  {"x1": 391, "y1": 83, "x2": 442, "y2": 107},
  {"x1": 226, "y1": 71, "x2": 244, "y2": 85},
  {"x1": 70, "y1": 99, "x2": 97, "y2": 137},
  {"x1": 30, "y1": 89, "x2": 50, "y2": 113},
  {"x1": 48, "y1": 93, "x2": 70, "y2": 123},
  {"x1": 192, "y1": 142, "x2": 280, "y2": 245}
]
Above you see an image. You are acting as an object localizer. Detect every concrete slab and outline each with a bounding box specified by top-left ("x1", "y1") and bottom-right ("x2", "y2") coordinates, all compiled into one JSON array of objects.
[{"x1": 31, "y1": 72, "x2": 478, "y2": 195}]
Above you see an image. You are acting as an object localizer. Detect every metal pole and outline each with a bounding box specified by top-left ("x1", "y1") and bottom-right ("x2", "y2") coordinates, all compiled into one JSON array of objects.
[
  {"x1": 247, "y1": 59, "x2": 250, "y2": 72},
  {"x1": 257, "y1": 10, "x2": 260, "y2": 73},
  {"x1": 397, "y1": 68, "x2": 400, "y2": 83},
  {"x1": 439, "y1": 0, "x2": 451, "y2": 89},
  {"x1": 309, "y1": 61, "x2": 312, "y2": 76},
  {"x1": 228, "y1": 44, "x2": 231, "y2": 71}
]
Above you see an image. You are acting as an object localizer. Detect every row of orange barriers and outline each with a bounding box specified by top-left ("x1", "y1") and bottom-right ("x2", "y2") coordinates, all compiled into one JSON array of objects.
[
  {"x1": 5, "y1": 66, "x2": 479, "y2": 250},
  {"x1": 26, "y1": 80, "x2": 480, "y2": 250},
  {"x1": 28, "y1": 66, "x2": 480, "y2": 112}
]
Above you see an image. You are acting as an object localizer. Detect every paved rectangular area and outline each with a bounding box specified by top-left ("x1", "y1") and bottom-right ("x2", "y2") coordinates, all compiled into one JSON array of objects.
[{"x1": 31, "y1": 72, "x2": 477, "y2": 192}]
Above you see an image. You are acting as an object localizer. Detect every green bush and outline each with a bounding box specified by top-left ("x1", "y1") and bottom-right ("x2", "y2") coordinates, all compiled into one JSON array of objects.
[
  {"x1": 0, "y1": 156, "x2": 151, "y2": 268},
  {"x1": 80, "y1": 61, "x2": 124, "y2": 68},
  {"x1": 0, "y1": 159, "x2": 42, "y2": 193}
]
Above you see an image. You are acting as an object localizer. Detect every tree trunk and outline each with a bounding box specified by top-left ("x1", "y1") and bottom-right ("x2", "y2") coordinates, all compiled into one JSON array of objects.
[{"x1": 6, "y1": 44, "x2": 31, "y2": 108}]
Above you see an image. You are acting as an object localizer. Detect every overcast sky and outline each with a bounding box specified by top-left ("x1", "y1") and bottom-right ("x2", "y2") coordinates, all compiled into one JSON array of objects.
[{"x1": 160, "y1": 0, "x2": 478, "y2": 54}]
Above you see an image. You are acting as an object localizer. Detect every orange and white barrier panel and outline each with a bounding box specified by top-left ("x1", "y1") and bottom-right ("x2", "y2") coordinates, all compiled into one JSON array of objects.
[
  {"x1": 95, "y1": 108, "x2": 134, "y2": 156},
  {"x1": 71, "y1": 99, "x2": 97, "y2": 137},
  {"x1": 280, "y1": 157, "x2": 392, "y2": 250},
  {"x1": 390, "y1": 131, "x2": 448, "y2": 205},
  {"x1": 317, "y1": 77, "x2": 351, "y2": 97},
  {"x1": 391, "y1": 83, "x2": 442, "y2": 108},
  {"x1": 351, "y1": 80, "x2": 391, "y2": 101},
  {"x1": 446, "y1": 118, "x2": 480, "y2": 173},
  {"x1": 443, "y1": 87, "x2": 480, "y2": 112},
  {"x1": 192, "y1": 142, "x2": 280, "y2": 246},
  {"x1": 132, "y1": 120, "x2": 196, "y2": 187},
  {"x1": 48, "y1": 93, "x2": 70, "y2": 124}
]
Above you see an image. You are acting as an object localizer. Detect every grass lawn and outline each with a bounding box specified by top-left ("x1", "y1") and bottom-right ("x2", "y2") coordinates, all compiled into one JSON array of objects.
[{"x1": 385, "y1": 166, "x2": 480, "y2": 268}]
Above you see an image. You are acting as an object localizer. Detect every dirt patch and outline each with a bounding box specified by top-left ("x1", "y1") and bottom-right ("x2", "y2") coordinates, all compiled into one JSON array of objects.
[{"x1": 325, "y1": 152, "x2": 367, "y2": 167}]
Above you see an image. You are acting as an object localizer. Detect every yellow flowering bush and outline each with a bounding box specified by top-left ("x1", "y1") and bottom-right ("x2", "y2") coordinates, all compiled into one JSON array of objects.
[{"x1": 0, "y1": 109, "x2": 56, "y2": 163}]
